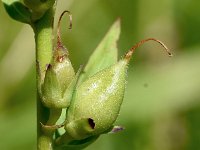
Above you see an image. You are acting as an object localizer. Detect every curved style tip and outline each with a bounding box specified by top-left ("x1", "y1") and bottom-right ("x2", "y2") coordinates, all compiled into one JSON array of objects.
[
  {"x1": 57, "y1": 10, "x2": 72, "y2": 48},
  {"x1": 124, "y1": 38, "x2": 173, "y2": 62}
]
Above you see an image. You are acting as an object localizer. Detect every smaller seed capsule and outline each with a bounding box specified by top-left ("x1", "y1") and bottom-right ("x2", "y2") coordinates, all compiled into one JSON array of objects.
[
  {"x1": 64, "y1": 38, "x2": 172, "y2": 139},
  {"x1": 41, "y1": 11, "x2": 75, "y2": 108}
]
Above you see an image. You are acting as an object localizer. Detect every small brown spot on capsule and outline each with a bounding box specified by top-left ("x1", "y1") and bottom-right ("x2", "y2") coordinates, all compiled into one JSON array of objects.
[
  {"x1": 47, "y1": 64, "x2": 52, "y2": 70},
  {"x1": 57, "y1": 55, "x2": 65, "y2": 62}
]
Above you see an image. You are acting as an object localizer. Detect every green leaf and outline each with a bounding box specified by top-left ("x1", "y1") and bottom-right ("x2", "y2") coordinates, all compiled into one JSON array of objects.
[
  {"x1": 2, "y1": 0, "x2": 32, "y2": 24},
  {"x1": 78, "y1": 19, "x2": 121, "y2": 84}
]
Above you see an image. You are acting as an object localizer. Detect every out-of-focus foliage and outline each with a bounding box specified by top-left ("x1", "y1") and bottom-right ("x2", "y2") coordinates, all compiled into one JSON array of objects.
[{"x1": 0, "y1": 0, "x2": 200, "y2": 149}]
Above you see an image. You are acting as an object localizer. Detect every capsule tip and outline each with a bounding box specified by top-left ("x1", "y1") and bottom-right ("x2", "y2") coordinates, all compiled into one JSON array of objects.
[
  {"x1": 168, "y1": 52, "x2": 173, "y2": 57},
  {"x1": 124, "y1": 38, "x2": 173, "y2": 62}
]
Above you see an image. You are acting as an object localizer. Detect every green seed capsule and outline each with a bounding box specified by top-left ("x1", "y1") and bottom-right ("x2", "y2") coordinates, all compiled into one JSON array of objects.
[
  {"x1": 51, "y1": 46, "x2": 75, "y2": 93},
  {"x1": 41, "y1": 53, "x2": 75, "y2": 108},
  {"x1": 65, "y1": 60, "x2": 127, "y2": 139},
  {"x1": 41, "y1": 11, "x2": 75, "y2": 108},
  {"x1": 64, "y1": 38, "x2": 172, "y2": 139}
]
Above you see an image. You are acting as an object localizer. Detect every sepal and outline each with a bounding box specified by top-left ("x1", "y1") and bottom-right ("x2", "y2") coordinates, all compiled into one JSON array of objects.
[{"x1": 2, "y1": 0, "x2": 32, "y2": 24}]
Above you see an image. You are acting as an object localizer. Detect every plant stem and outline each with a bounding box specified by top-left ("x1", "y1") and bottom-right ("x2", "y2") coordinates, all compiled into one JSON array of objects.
[
  {"x1": 34, "y1": 9, "x2": 54, "y2": 75},
  {"x1": 33, "y1": 8, "x2": 56, "y2": 150}
]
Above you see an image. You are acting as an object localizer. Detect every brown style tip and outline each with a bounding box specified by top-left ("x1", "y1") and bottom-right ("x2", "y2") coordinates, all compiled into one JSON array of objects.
[
  {"x1": 57, "y1": 10, "x2": 72, "y2": 48},
  {"x1": 125, "y1": 38, "x2": 173, "y2": 62}
]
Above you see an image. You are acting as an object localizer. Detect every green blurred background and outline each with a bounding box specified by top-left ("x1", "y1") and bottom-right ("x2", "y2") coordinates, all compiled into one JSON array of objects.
[{"x1": 0, "y1": 0, "x2": 200, "y2": 149}]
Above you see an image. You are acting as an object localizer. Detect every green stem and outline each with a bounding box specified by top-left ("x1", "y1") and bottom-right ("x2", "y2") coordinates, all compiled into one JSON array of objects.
[
  {"x1": 33, "y1": 8, "x2": 56, "y2": 150},
  {"x1": 33, "y1": 9, "x2": 54, "y2": 75}
]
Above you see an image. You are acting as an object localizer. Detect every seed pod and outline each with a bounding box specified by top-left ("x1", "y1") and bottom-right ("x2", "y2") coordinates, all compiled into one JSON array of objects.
[
  {"x1": 65, "y1": 60, "x2": 127, "y2": 139},
  {"x1": 41, "y1": 11, "x2": 75, "y2": 108},
  {"x1": 64, "y1": 38, "x2": 172, "y2": 139}
]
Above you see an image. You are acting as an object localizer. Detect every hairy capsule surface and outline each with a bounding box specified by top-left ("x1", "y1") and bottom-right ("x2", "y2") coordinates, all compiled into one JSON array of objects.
[{"x1": 65, "y1": 60, "x2": 127, "y2": 139}]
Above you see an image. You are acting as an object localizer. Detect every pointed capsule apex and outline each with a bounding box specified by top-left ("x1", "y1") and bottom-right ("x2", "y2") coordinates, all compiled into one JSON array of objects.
[{"x1": 54, "y1": 10, "x2": 72, "y2": 63}]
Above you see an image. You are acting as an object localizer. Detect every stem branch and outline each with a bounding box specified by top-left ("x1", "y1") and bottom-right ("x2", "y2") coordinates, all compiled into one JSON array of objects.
[{"x1": 33, "y1": 8, "x2": 56, "y2": 150}]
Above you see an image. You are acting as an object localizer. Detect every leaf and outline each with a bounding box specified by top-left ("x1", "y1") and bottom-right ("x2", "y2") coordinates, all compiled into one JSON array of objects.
[
  {"x1": 78, "y1": 19, "x2": 121, "y2": 84},
  {"x1": 2, "y1": 0, "x2": 32, "y2": 24}
]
